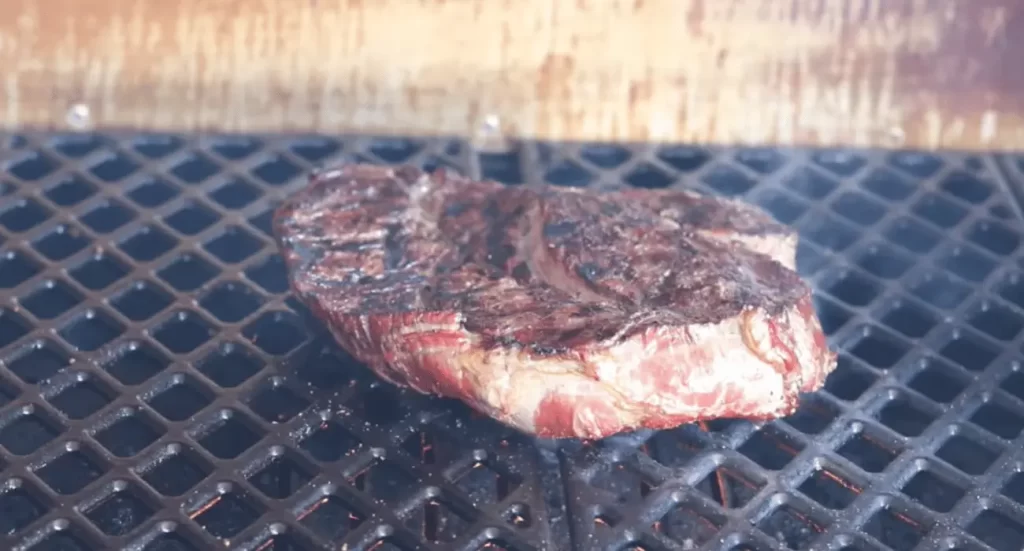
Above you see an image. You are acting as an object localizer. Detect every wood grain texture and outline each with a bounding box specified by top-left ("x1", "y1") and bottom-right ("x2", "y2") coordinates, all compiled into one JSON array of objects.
[{"x1": 1, "y1": 0, "x2": 1022, "y2": 151}]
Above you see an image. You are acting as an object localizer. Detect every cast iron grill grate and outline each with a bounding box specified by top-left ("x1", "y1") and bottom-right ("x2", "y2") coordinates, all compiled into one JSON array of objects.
[{"x1": 1, "y1": 132, "x2": 1024, "y2": 551}]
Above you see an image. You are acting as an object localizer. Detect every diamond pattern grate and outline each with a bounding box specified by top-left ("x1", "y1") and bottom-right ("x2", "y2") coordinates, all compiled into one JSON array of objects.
[{"x1": 1, "y1": 132, "x2": 1024, "y2": 551}]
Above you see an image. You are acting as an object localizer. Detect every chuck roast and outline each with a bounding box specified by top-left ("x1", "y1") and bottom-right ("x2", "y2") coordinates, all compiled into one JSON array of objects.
[{"x1": 273, "y1": 164, "x2": 837, "y2": 439}]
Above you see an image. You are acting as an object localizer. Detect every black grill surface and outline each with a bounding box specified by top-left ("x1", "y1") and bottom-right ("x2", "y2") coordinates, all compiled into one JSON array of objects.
[{"x1": 1, "y1": 133, "x2": 1024, "y2": 551}]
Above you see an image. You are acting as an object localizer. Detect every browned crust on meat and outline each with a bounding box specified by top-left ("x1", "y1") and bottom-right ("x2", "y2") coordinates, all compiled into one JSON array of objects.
[{"x1": 273, "y1": 164, "x2": 838, "y2": 438}]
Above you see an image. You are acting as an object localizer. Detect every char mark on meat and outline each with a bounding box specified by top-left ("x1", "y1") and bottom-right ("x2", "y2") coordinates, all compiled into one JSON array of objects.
[{"x1": 273, "y1": 163, "x2": 838, "y2": 439}]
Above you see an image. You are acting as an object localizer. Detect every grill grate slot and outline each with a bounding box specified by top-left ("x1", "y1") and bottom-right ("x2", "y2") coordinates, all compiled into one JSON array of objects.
[{"x1": 2, "y1": 133, "x2": 1024, "y2": 550}]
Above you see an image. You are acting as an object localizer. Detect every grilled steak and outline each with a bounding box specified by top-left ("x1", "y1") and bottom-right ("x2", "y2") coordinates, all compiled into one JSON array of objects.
[{"x1": 274, "y1": 164, "x2": 837, "y2": 439}]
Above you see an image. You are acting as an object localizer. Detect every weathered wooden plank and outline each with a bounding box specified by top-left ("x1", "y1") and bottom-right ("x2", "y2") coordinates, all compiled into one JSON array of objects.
[{"x1": 1, "y1": 0, "x2": 1022, "y2": 151}]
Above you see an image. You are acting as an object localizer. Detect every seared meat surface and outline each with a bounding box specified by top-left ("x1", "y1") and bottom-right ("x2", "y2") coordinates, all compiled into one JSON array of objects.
[{"x1": 274, "y1": 164, "x2": 837, "y2": 439}]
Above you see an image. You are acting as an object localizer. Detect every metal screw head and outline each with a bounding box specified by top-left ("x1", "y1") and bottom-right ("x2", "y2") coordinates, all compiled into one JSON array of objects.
[{"x1": 66, "y1": 103, "x2": 92, "y2": 130}]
